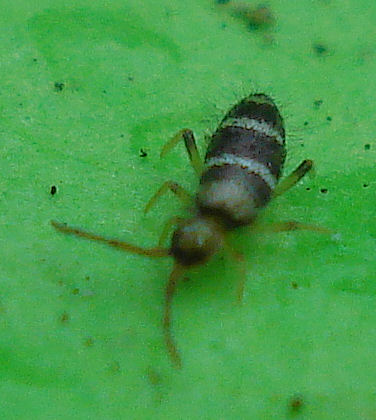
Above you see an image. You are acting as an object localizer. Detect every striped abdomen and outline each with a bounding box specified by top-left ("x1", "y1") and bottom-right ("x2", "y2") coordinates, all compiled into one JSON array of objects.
[{"x1": 196, "y1": 94, "x2": 286, "y2": 228}]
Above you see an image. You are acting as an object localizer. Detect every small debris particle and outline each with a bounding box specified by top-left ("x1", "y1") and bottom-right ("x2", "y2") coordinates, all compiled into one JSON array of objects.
[
  {"x1": 220, "y1": 2, "x2": 274, "y2": 30},
  {"x1": 289, "y1": 394, "x2": 304, "y2": 414},
  {"x1": 303, "y1": 121, "x2": 309, "y2": 126},
  {"x1": 313, "y1": 99, "x2": 323, "y2": 109},
  {"x1": 363, "y1": 183, "x2": 369, "y2": 188},
  {"x1": 326, "y1": 116, "x2": 332, "y2": 121},
  {"x1": 50, "y1": 185, "x2": 57, "y2": 195},
  {"x1": 313, "y1": 43, "x2": 328, "y2": 56},
  {"x1": 60, "y1": 311, "x2": 69, "y2": 323},
  {"x1": 54, "y1": 82, "x2": 65, "y2": 92},
  {"x1": 246, "y1": 5, "x2": 274, "y2": 30},
  {"x1": 147, "y1": 367, "x2": 161, "y2": 386},
  {"x1": 139, "y1": 148, "x2": 148, "y2": 158},
  {"x1": 84, "y1": 337, "x2": 94, "y2": 347},
  {"x1": 364, "y1": 143, "x2": 371, "y2": 150},
  {"x1": 306, "y1": 187, "x2": 311, "y2": 191},
  {"x1": 108, "y1": 361, "x2": 121, "y2": 374},
  {"x1": 320, "y1": 188, "x2": 328, "y2": 194}
]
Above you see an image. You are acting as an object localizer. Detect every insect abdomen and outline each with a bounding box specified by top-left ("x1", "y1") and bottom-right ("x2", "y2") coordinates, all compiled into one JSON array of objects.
[{"x1": 197, "y1": 94, "x2": 286, "y2": 228}]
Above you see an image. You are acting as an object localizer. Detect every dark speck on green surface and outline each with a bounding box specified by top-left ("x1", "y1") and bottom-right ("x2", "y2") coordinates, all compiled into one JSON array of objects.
[
  {"x1": 313, "y1": 42, "x2": 329, "y2": 55},
  {"x1": 107, "y1": 361, "x2": 121, "y2": 374},
  {"x1": 139, "y1": 148, "x2": 148, "y2": 157},
  {"x1": 60, "y1": 311, "x2": 69, "y2": 323},
  {"x1": 288, "y1": 393, "x2": 304, "y2": 415},
  {"x1": 54, "y1": 82, "x2": 65, "y2": 92},
  {"x1": 364, "y1": 143, "x2": 370, "y2": 150},
  {"x1": 84, "y1": 337, "x2": 94, "y2": 347},
  {"x1": 313, "y1": 99, "x2": 323, "y2": 109},
  {"x1": 146, "y1": 367, "x2": 162, "y2": 386}
]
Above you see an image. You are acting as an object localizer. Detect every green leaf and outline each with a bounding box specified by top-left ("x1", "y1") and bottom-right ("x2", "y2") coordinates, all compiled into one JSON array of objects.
[{"x1": 1, "y1": 1, "x2": 375, "y2": 418}]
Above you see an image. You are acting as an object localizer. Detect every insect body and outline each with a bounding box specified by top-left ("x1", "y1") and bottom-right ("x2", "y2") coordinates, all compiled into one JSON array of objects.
[
  {"x1": 172, "y1": 94, "x2": 286, "y2": 267},
  {"x1": 52, "y1": 93, "x2": 326, "y2": 368}
]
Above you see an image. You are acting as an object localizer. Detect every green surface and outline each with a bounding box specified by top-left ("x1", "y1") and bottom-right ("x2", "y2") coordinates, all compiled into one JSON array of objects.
[{"x1": 1, "y1": 0, "x2": 375, "y2": 418}]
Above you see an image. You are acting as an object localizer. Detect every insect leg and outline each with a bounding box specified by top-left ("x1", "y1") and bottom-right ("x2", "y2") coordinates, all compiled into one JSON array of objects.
[
  {"x1": 161, "y1": 129, "x2": 203, "y2": 176},
  {"x1": 273, "y1": 160, "x2": 313, "y2": 198},
  {"x1": 253, "y1": 220, "x2": 333, "y2": 234},
  {"x1": 224, "y1": 241, "x2": 247, "y2": 304},
  {"x1": 51, "y1": 220, "x2": 170, "y2": 257},
  {"x1": 234, "y1": 252, "x2": 247, "y2": 304},
  {"x1": 144, "y1": 181, "x2": 192, "y2": 214},
  {"x1": 164, "y1": 264, "x2": 185, "y2": 368},
  {"x1": 158, "y1": 216, "x2": 184, "y2": 247}
]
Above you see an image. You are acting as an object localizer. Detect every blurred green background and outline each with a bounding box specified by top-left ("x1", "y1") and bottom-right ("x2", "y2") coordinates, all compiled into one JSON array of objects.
[{"x1": 1, "y1": 0, "x2": 375, "y2": 418}]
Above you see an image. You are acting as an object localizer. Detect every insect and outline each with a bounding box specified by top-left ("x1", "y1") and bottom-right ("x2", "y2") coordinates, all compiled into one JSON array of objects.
[{"x1": 52, "y1": 93, "x2": 329, "y2": 368}]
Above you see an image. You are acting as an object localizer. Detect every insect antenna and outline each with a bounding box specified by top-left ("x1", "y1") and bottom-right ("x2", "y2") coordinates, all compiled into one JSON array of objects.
[
  {"x1": 164, "y1": 263, "x2": 185, "y2": 369},
  {"x1": 51, "y1": 220, "x2": 170, "y2": 258}
]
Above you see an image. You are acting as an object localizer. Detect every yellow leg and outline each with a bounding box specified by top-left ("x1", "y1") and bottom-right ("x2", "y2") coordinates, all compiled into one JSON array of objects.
[
  {"x1": 234, "y1": 251, "x2": 247, "y2": 304},
  {"x1": 51, "y1": 221, "x2": 170, "y2": 257},
  {"x1": 161, "y1": 129, "x2": 203, "y2": 176},
  {"x1": 224, "y1": 241, "x2": 247, "y2": 304},
  {"x1": 144, "y1": 181, "x2": 192, "y2": 214},
  {"x1": 164, "y1": 264, "x2": 185, "y2": 369},
  {"x1": 158, "y1": 216, "x2": 184, "y2": 247},
  {"x1": 273, "y1": 160, "x2": 314, "y2": 198}
]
